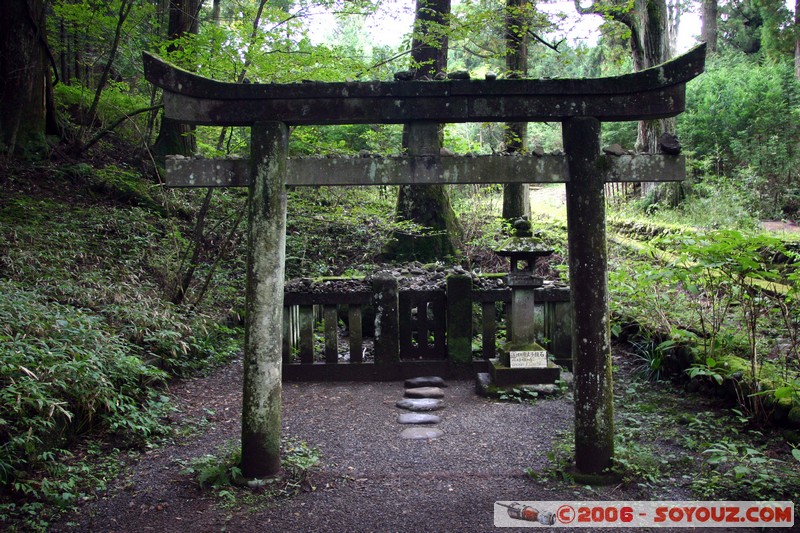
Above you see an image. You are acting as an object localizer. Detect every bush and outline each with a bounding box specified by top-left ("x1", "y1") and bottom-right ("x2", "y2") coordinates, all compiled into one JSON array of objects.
[
  {"x1": 679, "y1": 52, "x2": 800, "y2": 217},
  {"x1": 0, "y1": 280, "x2": 169, "y2": 493}
]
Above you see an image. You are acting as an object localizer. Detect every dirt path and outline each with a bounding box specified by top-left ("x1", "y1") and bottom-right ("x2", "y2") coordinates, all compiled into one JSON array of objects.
[
  {"x1": 54, "y1": 358, "x2": 577, "y2": 532},
  {"x1": 53, "y1": 354, "x2": 779, "y2": 533},
  {"x1": 761, "y1": 220, "x2": 800, "y2": 233}
]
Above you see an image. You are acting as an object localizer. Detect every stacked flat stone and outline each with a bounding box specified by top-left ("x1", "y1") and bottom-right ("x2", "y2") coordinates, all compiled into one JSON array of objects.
[{"x1": 395, "y1": 376, "x2": 447, "y2": 440}]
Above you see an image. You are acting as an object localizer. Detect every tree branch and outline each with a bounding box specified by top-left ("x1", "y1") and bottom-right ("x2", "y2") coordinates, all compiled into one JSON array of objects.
[
  {"x1": 528, "y1": 30, "x2": 564, "y2": 52},
  {"x1": 462, "y1": 45, "x2": 496, "y2": 59},
  {"x1": 81, "y1": 104, "x2": 164, "y2": 153},
  {"x1": 464, "y1": 38, "x2": 502, "y2": 57},
  {"x1": 77, "y1": 0, "x2": 136, "y2": 149},
  {"x1": 361, "y1": 47, "x2": 415, "y2": 75}
]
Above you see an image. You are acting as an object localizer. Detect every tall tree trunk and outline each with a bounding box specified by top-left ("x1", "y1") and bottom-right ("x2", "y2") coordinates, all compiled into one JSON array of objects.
[
  {"x1": 795, "y1": 0, "x2": 799, "y2": 79},
  {"x1": 59, "y1": 18, "x2": 70, "y2": 84},
  {"x1": 666, "y1": 0, "x2": 682, "y2": 53},
  {"x1": 74, "y1": 32, "x2": 82, "y2": 84},
  {"x1": 385, "y1": 0, "x2": 462, "y2": 262},
  {"x1": 627, "y1": 0, "x2": 673, "y2": 154},
  {"x1": 575, "y1": 0, "x2": 673, "y2": 153},
  {"x1": 153, "y1": 0, "x2": 204, "y2": 158},
  {"x1": 501, "y1": 0, "x2": 530, "y2": 224},
  {"x1": 702, "y1": 0, "x2": 719, "y2": 55},
  {"x1": 0, "y1": 0, "x2": 51, "y2": 156}
]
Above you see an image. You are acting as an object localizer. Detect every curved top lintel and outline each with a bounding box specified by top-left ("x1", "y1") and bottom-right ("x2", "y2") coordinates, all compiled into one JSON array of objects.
[
  {"x1": 144, "y1": 44, "x2": 706, "y2": 102},
  {"x1": 143, "y1": 44, "x2": 706, "y2": 125}
]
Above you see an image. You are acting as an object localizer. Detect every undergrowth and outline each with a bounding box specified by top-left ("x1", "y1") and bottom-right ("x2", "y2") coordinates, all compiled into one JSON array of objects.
[
  {"x1": 179, "y1": 438, "x2": 321, "y2": 505},
  {"x1": 534, "y1": 380, "x2": 800, "y2": 501},
  {"x1": 0, "y1": 160, "x2": 244, "y2": 530}
]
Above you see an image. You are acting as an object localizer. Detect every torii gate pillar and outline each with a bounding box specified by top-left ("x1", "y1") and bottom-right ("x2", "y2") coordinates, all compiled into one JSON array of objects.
[
  {"x1": 240, "y1": 122, "x2": 288, "y2": 478},
  {"x1": 563, "y1": 117, "x2": 614, "y2": 477},
  {"x1": 143, "y1": 43, "x2": 706, "y2": 483}
]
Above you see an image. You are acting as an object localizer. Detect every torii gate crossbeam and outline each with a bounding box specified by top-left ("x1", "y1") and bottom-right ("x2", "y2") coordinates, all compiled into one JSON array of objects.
[{"x1": 144, "y1": 44, "x2": 705, "y2": 482}]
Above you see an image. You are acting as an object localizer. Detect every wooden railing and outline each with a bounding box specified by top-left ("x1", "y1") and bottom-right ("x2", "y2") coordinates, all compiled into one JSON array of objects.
[
  {"x1": 282, "y1": 292, "x2": 371, "y2": 366},
  {"x1": 281, "y1": 274, "x2": 571, "y2": 381}
]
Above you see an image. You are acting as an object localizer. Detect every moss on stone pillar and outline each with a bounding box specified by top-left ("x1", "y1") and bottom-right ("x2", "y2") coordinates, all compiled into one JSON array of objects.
[
  {"x1": 240, "y1": 122, "x2": 288, "y2": 479},
  {"x1": 563, "y1": 117, "x2": 615, "y2": 477}
]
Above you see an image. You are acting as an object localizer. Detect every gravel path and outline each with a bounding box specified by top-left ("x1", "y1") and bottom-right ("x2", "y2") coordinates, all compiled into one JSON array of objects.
[{"x1": 53, "y1": 357, "x2": 770, "y2": 533}]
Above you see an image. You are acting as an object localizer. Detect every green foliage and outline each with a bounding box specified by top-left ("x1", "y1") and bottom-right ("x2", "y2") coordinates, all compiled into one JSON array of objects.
[
  {"x1": 699, "y1": 440, "x2": 795, "y2": 499},
  {"x1": 678, "y1": 52, "x2": 800, "y2": 218},
  {"x1": 0, "y1": 442, "x2": 127, "y2": 532},
  {"x1": 610, "y1": 226, "x2": 800, "y2": 421},
  {"x1": 668, "y1": 230, "x2": 793, "y2": 377},
  {"x1": 55, "y1": 82, "x2": 152, "y2": 144},
  {"x1": 290, "y1": 124, "x2": 402, "y2": 156},
  {"x1": 610, "y1": 417, "x2": 674, "y2": 486},
  {"x1": 687, "y1": 357, "x2": 727, "y2": 386},
  {"x1": 628, "y1": 336, "x2": 677, "y2": 382},
  {"x1": 180, "y1": 441, "x2": 243, "y2": 502},
  {"x1": 0, "y1": 164, "x2": 246, "y2": 527},
  {"x1": 0, "y1": 280, "x2": 172, "y2": 528},
  {"x1": 683, "y1": 411, "x2": 800, "y2": 500},
  {"x1": 646, "y1": 174, "x2": 761, "y2": 231},
  {"x1": 609, "y1": 259, "x2": 692, "y2": 334},
  {"x1": 88, "y1": 165, "x2": 165, "y2": 214},
  {"x1": 497, "y1": 387, "x2": 539, "y2": 403},
  {"x1": 51, "y1": 0, "x2": 159, "y2": 85},
  {"x1": 718, "y1": 0, "x2": 797, "y2": 56},
  {"x1": 180, "y1": 438, "x2": 321, "y2": 504},
  {"x1": 1, "y1": 197, "x2": 218, "y2": 374},
  {"x1": 281, "y1": 438, "x2": 322, "y2": 492},
  {"x1": 285, "y1": 186, "x2": 414, "y2": 277},
  {"x1": 161, "y1": 2, "x2": 376, "y2": 85},
  {"x1": 538, "y1": 382, "x2": 800, "y2": 500}
]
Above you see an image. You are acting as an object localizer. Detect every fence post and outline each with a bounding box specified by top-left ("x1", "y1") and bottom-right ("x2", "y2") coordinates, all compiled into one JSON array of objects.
[
  {"x1": 551, "y1": 297, "x2": 573, "y2": 369},
  {"x1": 240, "y1": 121, "x2": 287, "y2": 479},
  {"x1": 447, "y1": 274, "x2": 473, "y2": 366},
  {"x1": 372, "y1": 272, "x2": 399, "y2": 377},
  {"x1": 282, "y1": 306, "x2": 291, "y2": 365}
]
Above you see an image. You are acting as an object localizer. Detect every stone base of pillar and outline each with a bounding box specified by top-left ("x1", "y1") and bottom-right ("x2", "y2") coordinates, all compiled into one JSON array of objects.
[{"x1": 487, "y1": 360, "x2": 560, "y2": 387}]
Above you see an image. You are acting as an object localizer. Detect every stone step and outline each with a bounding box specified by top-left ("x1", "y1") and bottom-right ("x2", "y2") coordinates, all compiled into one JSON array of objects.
[
  {"x1": 400, "y1": 427, "x2": 443, "y2": 440},
  {"x1": 404, "y1": 386, "x2": 444, "y2": 399},
  {"x1": 404, "y1": 376, "x2": 447, "y2": 389},
  {"x1": 396, "y1": 398, "x2": 444, "y2": 412},
  {"x1": 397, "y1": 412, "x2": 441, "y2": 425},
  {"x1": 475, "y1": 371, "x2": 568, "y2": 398}
]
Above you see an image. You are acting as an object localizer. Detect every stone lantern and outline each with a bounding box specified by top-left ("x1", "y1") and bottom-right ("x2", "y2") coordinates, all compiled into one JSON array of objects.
[{"x1": 491, "y1": 221, "x2": 561, "y2": 385}]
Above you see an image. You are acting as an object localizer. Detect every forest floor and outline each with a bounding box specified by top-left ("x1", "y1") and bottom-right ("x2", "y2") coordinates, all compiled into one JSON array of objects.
[{"x1": 49, "y1": 349, "x2": 782, "y2": 533}]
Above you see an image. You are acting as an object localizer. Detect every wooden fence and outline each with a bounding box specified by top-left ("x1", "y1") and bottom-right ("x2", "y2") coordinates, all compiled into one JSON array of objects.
[{"x1": 281, "y1": 274, "x2": 571, "y2": 381}]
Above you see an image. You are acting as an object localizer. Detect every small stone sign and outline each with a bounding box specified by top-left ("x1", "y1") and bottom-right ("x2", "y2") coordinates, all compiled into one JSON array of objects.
[{"x1": 509, "y1": 350, "x2": 548, "y2": 368}]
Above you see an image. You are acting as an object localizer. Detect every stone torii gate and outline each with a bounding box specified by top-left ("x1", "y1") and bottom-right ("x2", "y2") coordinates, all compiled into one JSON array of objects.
[{"x1": 143, "y1": 44, "x2": 705, "y2": 482}]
